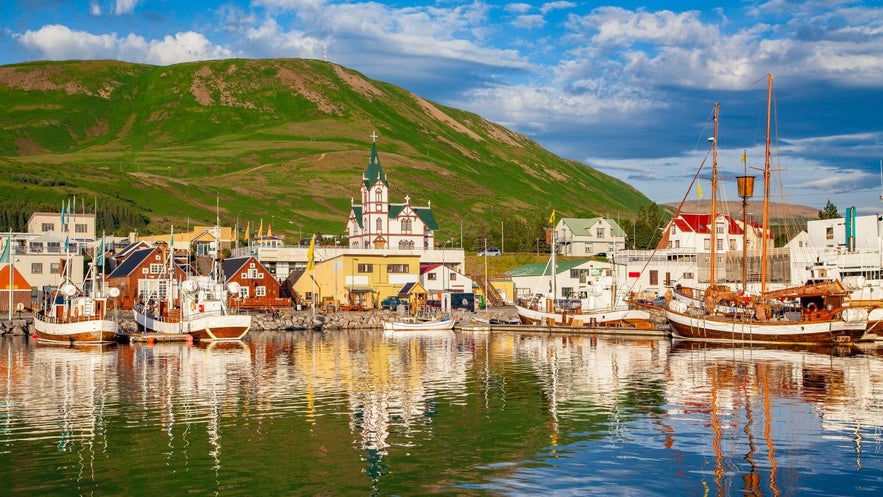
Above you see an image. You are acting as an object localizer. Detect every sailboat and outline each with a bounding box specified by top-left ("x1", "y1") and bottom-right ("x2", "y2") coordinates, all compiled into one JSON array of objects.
[
  {"x1": 664, "y1": 74, "x2": 868, "y2": 345},
  {"x1": 33, "y1": 236, "x2": 121, "y2": 345},
  {"x1": 514, "y1": 219, "x2": 659, "y2": 330},
  {"x1": 132, "y1": 224, "x2": 251, "y2": 341}
]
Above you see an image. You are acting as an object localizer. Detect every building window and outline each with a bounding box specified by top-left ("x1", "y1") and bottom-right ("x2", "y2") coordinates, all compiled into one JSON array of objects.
[
  {"x1": 427, "y1": 273, "x2": 437, "y2": 280},
  {"x1": 31, "y1": 263, "x2": 43, "y2": 274},
  {"x1": 247, "y1": 268, "x2": 259, "y2": 279},
  {"x1": 649, "y1": 270, "x2": 658, "y2": 285},
  {"x1": 150, "y1": 264, "x2": 164, "y2": 274},
  {"x1": 47, "y1": 242, "x2": 61, "y2": 253},
  {"x1": 41, "y1": 223, "x2": 54, "y2": 232},
  {"x1": 826, "y1": 227, "x2": 834, "y2": 240},
  {"x1": 75, "y1": 224, "x2": 87, "y2": 233},
  {"x1": 357, "y1": 263, "x2": 373, "y2": 273},
  {"x1": 255, "y1": 286, "x2": 266, "y2": 297},
  {"x1": 29, "y1": 242, "x2": 43, "y2": 253},
  {"x1": 239, "y1": 287, "x2": 250, "y2": 298},
  {"x1": 716, "y1": 239, "x2": 723, "y2": 251},
  {"x1": 596, "y1": 227, "x2": 605, "y2": 238},
  {"x1": 402, "y1": 218, "x2": 412, "y2": 233},
  {"x1": 387, "y1": 264, "x2": 409, "y2": 273},
  {"x1": 671, "y1": 225, "x2": 677, "y2": 235},
  {"x1": 561, "y1": 287, "x2": 574, "y2": 297},
  {"x1": 684, "y1": 272, "x2": 694, "y2": 279},
  {"x1": 450, "y1": 273, "x2": 456, "y2": 281},
  {"x1": 50, "y1": 263, "x2": 60, "y2": 274},
  {"x1": 716, "y1": 224, "x2": 724, "y2": 234},
  {"x1": 375, "y1": 188, "x2": 382, "y2": 202},
  {"x1": 376, "y1": 218, "x2": 382, "y2": 232},
  {"x1": 704, "y1": 239, "x2": 710, "y2": 250},
  {"x1": 675, "y1": 240, "x2": 680, "y2": 249}
]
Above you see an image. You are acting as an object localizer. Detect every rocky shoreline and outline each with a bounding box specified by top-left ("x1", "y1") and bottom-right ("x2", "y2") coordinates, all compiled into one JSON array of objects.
[{"x1": 0, "y1": 307, "x2": 521, "y2": 336}]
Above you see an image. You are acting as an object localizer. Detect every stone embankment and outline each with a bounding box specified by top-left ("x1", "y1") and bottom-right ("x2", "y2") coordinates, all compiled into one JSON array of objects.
[{"x1": 0, "y1": 308, "x2": 521, "y2": 336}]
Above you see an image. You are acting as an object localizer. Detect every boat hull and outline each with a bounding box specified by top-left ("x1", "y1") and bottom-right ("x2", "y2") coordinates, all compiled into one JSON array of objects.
[
  {"x1": 664, "y1": 308, "x2": 867, "y2": 344},
  {"x1": 134, "y1": 309, "x2": 251, "y2": 341},
  {"x1": 382, "y1": 318, "x2": 456, "y2": 331},
  {"x1": 33, "y1": 313, "x2": 119, "y2": 345},
  {"x1": 515, "y1": 305, "x2": 656, "y2": 329}
]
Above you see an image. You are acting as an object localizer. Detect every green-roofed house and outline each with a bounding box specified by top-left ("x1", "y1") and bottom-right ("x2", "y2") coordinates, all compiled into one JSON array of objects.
[
  {"x1": 346, "y1": 135, "x2": 439, "y2": 250},
  {"x1": 555, "y1": 217, "x2": 627, "y2": 256},
  {"x1": 505, "y1": 259, "x2": 618, "y2": 304}
]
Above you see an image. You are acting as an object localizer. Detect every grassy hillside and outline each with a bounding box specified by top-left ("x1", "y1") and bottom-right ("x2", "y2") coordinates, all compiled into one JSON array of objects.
[{"x1": 0, "y1": 58, "x2": 655, "y2": 250}]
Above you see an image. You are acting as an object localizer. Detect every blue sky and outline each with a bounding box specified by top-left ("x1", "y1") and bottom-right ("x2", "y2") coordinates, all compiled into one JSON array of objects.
[{"x1": 3, "y1": 1, "x2": 883, "y2": 216}]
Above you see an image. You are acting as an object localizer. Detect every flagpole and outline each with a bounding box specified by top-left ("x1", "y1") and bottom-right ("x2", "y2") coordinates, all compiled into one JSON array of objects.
[{"x1": 7, "y1": 230, "x2": 13, "y2": 321}]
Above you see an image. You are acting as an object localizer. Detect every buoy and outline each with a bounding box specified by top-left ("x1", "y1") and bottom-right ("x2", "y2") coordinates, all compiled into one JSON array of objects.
[{"x1": 147, "y1": 337, "x2": 156, "y2": 345}]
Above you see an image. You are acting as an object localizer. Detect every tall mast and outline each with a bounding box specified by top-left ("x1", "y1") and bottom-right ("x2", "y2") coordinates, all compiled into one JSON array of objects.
[
  {"x1": 709, "y1": 103, "x2": 719, "y2": 287},
  {"x1": 760, "y1": 74, "x2": 773, "y2": 296}
]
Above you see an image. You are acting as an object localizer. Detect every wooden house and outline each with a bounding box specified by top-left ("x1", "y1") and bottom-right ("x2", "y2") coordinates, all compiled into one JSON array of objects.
[
  {"x1": 105, "y1": 246, "x2": 189, "y2": 309},
  {"x1": 221, "y1": 256, "x2": 288, "y2": 310}
]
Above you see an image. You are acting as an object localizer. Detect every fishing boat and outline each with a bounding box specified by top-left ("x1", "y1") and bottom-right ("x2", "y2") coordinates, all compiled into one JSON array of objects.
[
  {"x1": 382, "y1": 317, "x2": 456, "y2": 331},
  {"x1": 514, "y1": 221, "x2": 659, "y2": 330},
  {"x1": 133, "y1": 224, "x2": 251, "y2": 341},
  {"x1": 663, "y1": 74, "x2": 868, "y2": 345},
  {"x1": 33, "y1": 237, "x2": 120, "y2": 345}
]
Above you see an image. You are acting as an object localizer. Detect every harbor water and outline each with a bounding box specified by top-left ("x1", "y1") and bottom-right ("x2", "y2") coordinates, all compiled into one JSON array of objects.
[{"x1": 1, "y1": 329, "x2": 881, "y2": 496}]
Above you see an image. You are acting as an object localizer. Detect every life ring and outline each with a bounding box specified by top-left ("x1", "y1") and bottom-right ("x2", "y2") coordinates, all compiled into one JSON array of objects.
[
  {"x1": 806, "y1": 302, "x2": 817, "y2": 313},
  {"x1": 190, "y1": 301, "x2": 197, "y2": 311}
]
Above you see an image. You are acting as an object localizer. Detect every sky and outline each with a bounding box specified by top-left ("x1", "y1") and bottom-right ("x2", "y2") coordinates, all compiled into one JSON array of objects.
[{"x1": 2, "y1": 1, "x2": 883, "y2": 217}]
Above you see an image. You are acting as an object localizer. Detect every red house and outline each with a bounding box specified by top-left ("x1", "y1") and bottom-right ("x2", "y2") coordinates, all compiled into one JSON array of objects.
[{"x1": 221, "y1": 256, "x2": 289, "y2": 310}]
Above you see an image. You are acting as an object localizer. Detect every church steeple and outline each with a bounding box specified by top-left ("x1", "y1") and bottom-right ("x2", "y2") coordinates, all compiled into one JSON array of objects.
[{"x1": 362, "y1": 131, "x2": 388, "y2": 188}]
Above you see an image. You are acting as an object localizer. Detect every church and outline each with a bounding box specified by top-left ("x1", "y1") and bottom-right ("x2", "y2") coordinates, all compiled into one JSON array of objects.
[{"x1": 346, "y1": 135, "x2": 438, "y2": 250}]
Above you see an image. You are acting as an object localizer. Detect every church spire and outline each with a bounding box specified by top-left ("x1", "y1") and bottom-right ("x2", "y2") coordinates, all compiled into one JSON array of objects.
[{"x1": 362, "y1": 131, "x2": 389, "y2": 188}]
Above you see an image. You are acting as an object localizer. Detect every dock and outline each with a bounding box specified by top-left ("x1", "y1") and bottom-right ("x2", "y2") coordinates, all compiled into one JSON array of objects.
[{"x1": 121, "y1": 332, "x2": 195, "y2": 343}]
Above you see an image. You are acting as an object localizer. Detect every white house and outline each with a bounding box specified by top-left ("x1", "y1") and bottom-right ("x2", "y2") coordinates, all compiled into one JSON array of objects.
[
  {"x1": 554, "y1": 217, "x2": 626, "y2": 256},
  {"x1": 420, "y1": 263, "x2": 474, "y2": 298},
  {"x1": 506, "y1": 259, "x2": 625, "y2": 308}
]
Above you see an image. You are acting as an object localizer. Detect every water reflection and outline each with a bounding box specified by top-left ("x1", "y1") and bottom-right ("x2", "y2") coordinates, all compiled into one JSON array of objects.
[{"x1": 0, "y1": 332, "x2": 881, "y2": 496}]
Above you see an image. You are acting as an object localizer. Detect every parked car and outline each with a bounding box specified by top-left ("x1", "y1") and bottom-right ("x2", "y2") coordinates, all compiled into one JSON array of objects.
[
  {"x1": 381, "y1": 296, "x2": 407, "y2": 310},
  {"x1": 478, "y1": 248, "x2": 502, "y2": 256}
]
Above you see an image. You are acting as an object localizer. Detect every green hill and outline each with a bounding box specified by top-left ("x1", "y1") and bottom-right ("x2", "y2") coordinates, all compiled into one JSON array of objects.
[{"x1": 0, "y1": 58, "x2": 654, "y2": 250}]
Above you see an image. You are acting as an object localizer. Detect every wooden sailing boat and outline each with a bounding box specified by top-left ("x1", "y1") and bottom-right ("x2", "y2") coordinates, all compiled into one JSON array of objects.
[
  {"x1": 664, "y1": 74, "x2": 868, "y2": 344},
  {"x1": 515, "y1": 218, "x2": 658, "y2": 330}
]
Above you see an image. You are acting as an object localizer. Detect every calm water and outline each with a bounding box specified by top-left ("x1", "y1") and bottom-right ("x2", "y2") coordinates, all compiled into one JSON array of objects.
[{"x1": 1, "y1": 329, "x2": 882, "y2": 496}]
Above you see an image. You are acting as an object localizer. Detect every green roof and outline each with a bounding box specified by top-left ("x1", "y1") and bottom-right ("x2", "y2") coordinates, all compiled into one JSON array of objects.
[
  {"x1": 505, "y1": 260, "x2": 586, "y2": 277},
  {"x1": 362, "y1": 141, "x2": 389, "y2": 189},
  {"x1": 561, "y1": 217, "x2": 626, "y2": 238}
]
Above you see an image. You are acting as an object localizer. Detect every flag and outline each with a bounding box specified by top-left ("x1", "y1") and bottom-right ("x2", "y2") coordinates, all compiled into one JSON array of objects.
[
  {"x1": 245, "y1": 222, "x2": 250, "y2": 242},
  {"x1": 267, "y1": 224, "x2": 272, "y2": 237},
  {"x1": 95, "y1": 237, "x2": 105, "y2": 267},
  {"x1": 64, "y1": 235, "x2": 69, "y2": 253},
  {"x1": 548, "y1": 209, "x2": 556, "y2": 225},
  {"x1": 306, "y1": 236, "x2": 315, "y2": 271},
  {"x1": 258, "y1": 219, "x2": 263, "y2": 239},
  {"x1": 741, "y1": 150, "x2": 747, "y2": 164},
  {"x1": 697, "y1": 181, "x2": 703, "y2": 198},
  {"x1": 59, "y1": 201, "x2": 65, "y2": 227},
  {"x1": 0, "y1": 232, "x2": 10, "y2": 264}
]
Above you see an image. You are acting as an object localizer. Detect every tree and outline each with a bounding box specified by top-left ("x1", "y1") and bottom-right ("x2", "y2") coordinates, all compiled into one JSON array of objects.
[{"x1": 818, "y1": 199, "x2": 840, "y2": 220}]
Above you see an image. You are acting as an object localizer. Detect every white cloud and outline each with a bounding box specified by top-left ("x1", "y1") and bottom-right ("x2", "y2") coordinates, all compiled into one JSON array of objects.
[
  {"x1": 90, "y1": 1, "x2": 101, "y2": 16},
  {"x1": 505, "y1": 4, "x2": 533, "y2": 15},
  {"x1": 512, "y1": 15, "x2": 545, "y2": 29},
  {"x1": 14, "y1": 25, "x2": 231, "y2": 65},
  {"x1": 540, "y1": 1, "x2": 575, "y2": 15},
  {"x1": 114, "y1": 0, "x2": 141, "y2": 16}
]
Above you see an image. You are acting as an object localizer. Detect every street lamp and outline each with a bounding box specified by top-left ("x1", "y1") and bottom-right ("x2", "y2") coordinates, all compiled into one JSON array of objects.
[
  {"x1": 442, "y1": 239, "x2": 452, "y2": 296},
  {"x1": 289, "y1": 221, "x2": 302, "y2": 246}
]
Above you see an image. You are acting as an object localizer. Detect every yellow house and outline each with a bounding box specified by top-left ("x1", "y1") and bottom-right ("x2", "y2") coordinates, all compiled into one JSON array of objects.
[{"x1": 292, "y1": 252, "x2": 422, "y2": 309}]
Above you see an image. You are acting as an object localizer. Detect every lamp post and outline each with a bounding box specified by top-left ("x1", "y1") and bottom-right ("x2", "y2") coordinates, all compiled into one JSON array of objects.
[
  {"x1": 442, "y1": 239, "x2": 452, "y2": 296},
  {"x1": 289, "y1": 221, "x2": 302, "y2": 246}
]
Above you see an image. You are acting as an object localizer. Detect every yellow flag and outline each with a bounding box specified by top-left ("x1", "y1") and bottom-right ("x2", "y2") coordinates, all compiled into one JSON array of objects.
[
  {"x1": 741, "y1": 150, "x2": 747, "y2": 164},
  {"x1": 306, "y1": 236, "x2": 315, "y2": 271},
  {"x1": 548, "y1": 209, "x2": 556, "y2": 225},
  {"x1": 697, "y1": 181, "x2": 703, "y2": 198},
  {"x1": 267, "y1": 224, "x2": 272, "y2": 237},
  {"x1": 258, "y1": 219, "x2": 263, "y2": 239},
  {"x1": 244, "y1": 222, "x2": 250, "y2": 242}
]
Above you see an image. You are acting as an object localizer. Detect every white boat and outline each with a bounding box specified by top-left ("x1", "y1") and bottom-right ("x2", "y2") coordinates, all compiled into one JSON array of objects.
[
  {"x1": 514, "y1": 220, "x2": 658, "y2": 331},
  {"x1": 663, "y1": 75, "x2": 868, "y2": 345},
  {"x1": 382, "y1": 317, "x2": 456, "y2": 331},
  {"x1": 515, "y1": 301, "x2": 657, "y2": 329},
  {"x1": 34, "y1": 236, "x2": 120, "y2": 345},
  {"x1": 132, "y1": 224, "x2": 251, "y2": 342}
]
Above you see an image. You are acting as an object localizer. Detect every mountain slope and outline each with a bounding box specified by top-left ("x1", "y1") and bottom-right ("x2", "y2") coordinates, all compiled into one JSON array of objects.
[{"x1": 0, "y1": 58, "x2": 653, "y2": 249}]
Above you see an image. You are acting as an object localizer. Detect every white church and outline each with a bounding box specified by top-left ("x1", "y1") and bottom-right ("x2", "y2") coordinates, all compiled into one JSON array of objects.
[{"x1": 346, "y1": 135, "x2": 439, "y2": 250}]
